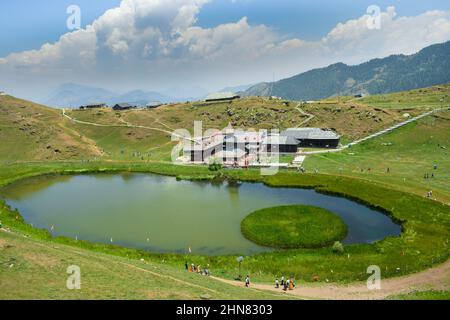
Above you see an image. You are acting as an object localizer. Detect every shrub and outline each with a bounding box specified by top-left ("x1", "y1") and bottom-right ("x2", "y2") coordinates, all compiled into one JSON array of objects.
[
  {"x1": 208, "y1": 161, "x2": 223, "y2": 172},
  {"x1": 332, "y1": 241, "x2": 344, "y2": 253}
]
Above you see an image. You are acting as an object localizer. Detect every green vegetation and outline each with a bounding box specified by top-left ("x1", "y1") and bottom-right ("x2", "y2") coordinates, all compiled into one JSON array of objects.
[
  {"x1": 1, "y1": 84, "x2": 450, "y2": 299},
  {"x1": 241, "y1": 205, "x2": 347, "y2": 249},
  {"x1": 1, "y1": 164, "x2": 449, "y2": 285},
  {"x1": 208, "y1": 160, "x2": 223, "y2": 171},
  {"x1": 305, "y1": 110, "x2": 450, "y2": 204},
  {"x1": 0, "y1": 227, "x2": 291, "y2": 300},
  {"x1": 388, "y1": 291, "x2": 450, "y2": 300},
  {"x1": 331, "y1": 241, "x2": 345, "y2": 254},
  {"x1": 358, "y1": 84, "x2": 450, "y2": 109}
]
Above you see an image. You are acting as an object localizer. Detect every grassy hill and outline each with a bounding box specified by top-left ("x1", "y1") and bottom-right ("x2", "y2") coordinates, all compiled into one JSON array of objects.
[
  {"x1": 0, "y1": 229, "x2": 288, "y2": 300},
  {"x1": 1, "y1": 84, "x2": 450, "y2": 299},
  {"x1": 1, "y1": 84, "x2": 449, "y2": 200},
  {"x1": 0, "y1": 95, "x2": 102, "y2": 162},
  {"x1": 1, "y1": 83, "x2": 449, "y2": 193},
  {"x1": 62, "y1": 90, "x2": 448, "y2": 159},
  {"x1": 304, "y1": 109, "x2": 450, "y2": 204}
]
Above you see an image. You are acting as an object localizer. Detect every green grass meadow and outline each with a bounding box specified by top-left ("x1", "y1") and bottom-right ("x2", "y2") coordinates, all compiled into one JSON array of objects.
[{"x1": 241, "y1": 205, "x2": 347, "y2": 249}]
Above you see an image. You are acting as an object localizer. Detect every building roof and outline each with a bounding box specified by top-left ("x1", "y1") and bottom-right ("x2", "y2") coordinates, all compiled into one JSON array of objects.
[
  {"x1": 114, "y1": 103, "x2": 131, "y2": 108},
  {"x1": 205, "y1": 92, "x2": 240, "y2": 101},
  {"x1": 184, "y1": 138, "x2": 222, "y2": 151},
  {"x1": 262, "y1": 134, "x2": 298, "y2": 145},
  {"x1": 282, "y1": 128, "x2": 340, "y2": 140},
  {"x1": 85, "y1": 103, "x2": 106, "y2": 107},
  {"x1": 223, "y1": 130, "x2": 263, "y2": 143},
  {"x1": 147, "y1": 101, "x2": 163, "y2": 107},
  {"x1": 216, "y1": 149, "x2": 246, "y2": 158}
]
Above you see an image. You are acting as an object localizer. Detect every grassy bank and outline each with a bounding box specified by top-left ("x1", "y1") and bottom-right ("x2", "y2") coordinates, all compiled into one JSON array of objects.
[
  {"x1": 241, "y1": 205, "x2": 347, "y2": 249},
  {"x1": 0, "y1": 228, "x2": 292, "y2": 300},
  {"x1": 388, "y1": 290, "x2": 450, "y2": 300}
]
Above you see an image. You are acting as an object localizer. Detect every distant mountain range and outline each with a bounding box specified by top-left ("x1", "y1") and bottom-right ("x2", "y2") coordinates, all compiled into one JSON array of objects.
[
  {"x1": 220, "y1": 84, "x2": 254, "y2": 93},
  {"x1": 42, "y1": 83, "x2": 172, "y2": 108},
  {"x1": 240, "y1": 41, "x2": 450, "y2": 100},
  {"x1": 41, "y1": 41, "x2": 450, "y2": 107}
]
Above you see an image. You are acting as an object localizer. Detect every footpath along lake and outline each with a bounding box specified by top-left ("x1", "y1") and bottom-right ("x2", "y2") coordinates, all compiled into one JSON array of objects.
[{"x1": 0, "y1": 173, "x2": 401, "y2": 255}]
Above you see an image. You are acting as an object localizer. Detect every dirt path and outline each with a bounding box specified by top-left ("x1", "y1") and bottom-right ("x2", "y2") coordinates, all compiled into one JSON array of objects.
[
  {"x1": 62, "y1": 109, "x2": 194, "y2": 142},
  {"x1": 211, "y1": 260, "x2": 450, "y2": 300},
  {"x1": 295, "y1": 104, "x2": 315, "y2": 127}
]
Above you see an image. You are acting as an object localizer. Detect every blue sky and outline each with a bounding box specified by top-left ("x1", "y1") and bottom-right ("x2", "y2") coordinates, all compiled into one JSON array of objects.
[
  {"x1": 1, "y1": 0, "x2": 450, "y2": 57},
  {"x1": 199, "y1": 0, "x2": 450, "y2": 39},
  {"x1": 0, "y1": 0, "x2": 121, "y2": 56},
  {"x1": 1, "y1": 0, "x2": 450, "y2": 100}
]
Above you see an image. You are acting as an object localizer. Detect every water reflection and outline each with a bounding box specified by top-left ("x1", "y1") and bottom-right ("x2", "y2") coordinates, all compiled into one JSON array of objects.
[{"x1": 1, "y1": 173, "x2": 401, "y2": 255}]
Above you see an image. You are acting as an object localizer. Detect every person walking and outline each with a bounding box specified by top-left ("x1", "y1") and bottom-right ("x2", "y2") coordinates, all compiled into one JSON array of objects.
[
  {"x1": 275, "y1": 278, "x2": 279, "y2": 289},
  {"x1": 245, "y1": 275, "x2": 250, "y2": 288},
  {"x1": 281, "y1": 276, "x2": 285, "y2": 286}
]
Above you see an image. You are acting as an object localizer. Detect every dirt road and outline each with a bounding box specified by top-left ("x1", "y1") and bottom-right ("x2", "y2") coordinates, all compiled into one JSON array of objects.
[{"x1": 212, "y1": 260, "x2": 450, "y2": 300}]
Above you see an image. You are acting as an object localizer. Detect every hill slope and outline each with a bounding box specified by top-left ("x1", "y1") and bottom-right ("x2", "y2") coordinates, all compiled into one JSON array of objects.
[
  {"x1": 1, "y1": 86, "x2": 450, "y2": 299},
  {"x1": 242, "y1": 41, "x2": 450, "y2": 100},
  {"x1": 2, "y1": 84, "x2": 449, "y2": 163},
  {"x1": 0, "y1": 228, "x2": 287, "y2": 300},
  {"x1": 0, "y1": 95, "x2": 102, "y2": 162},
  {"x1": 1, "y1": 84, "x2": 449, "y2": 202}
]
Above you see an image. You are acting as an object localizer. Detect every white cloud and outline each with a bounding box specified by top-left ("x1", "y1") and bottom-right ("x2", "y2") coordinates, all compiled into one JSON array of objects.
[
  {"x1": 321, "y1": 7, "x2": 450, "y2": 63},
  {"x1": 0, "y1": 1, "x2": 449, "y2": 99}
]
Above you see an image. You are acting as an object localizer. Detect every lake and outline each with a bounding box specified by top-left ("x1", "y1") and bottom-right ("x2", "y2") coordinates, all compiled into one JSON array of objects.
[{"x1": 0, "y1": 173, "x2": 401, "y2": 255}]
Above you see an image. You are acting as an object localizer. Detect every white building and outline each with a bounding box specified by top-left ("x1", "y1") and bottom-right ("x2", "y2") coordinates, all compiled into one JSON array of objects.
[
  {"x1": 183, "y1": 126, "x2": 340, "y2": 166},
  {"x1": 183, "y1": 128, "x2": 263, "y2": 166}
]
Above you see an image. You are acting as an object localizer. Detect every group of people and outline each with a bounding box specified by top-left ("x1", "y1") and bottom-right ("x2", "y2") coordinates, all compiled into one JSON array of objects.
[
  {"x1": 185, "y1": 262, "x2": 210, "y2": 276},
  {"x1": 275, "y1": 276, "x2": 296, "y2": 291},
  {"x1": 424, "y1": 164, "x2": 439, "y2": 199},
  {"x1": 243, "y1": 275, "x2": 296, "y2": 291},
  {"x1": 424, "y1": 173, "x2": 435, "y2": 179}
]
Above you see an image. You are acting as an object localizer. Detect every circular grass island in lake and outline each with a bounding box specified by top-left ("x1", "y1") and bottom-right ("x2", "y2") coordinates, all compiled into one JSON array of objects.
[{"x1": 241, "y1": 205, "x2": 348, "y2": 249}]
